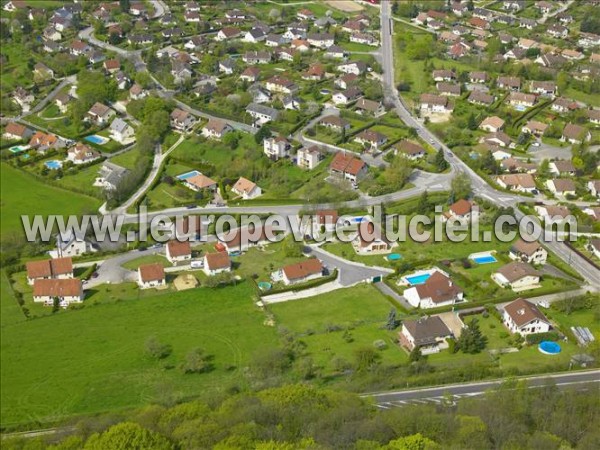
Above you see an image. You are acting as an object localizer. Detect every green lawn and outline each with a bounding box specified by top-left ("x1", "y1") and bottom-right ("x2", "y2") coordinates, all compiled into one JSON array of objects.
[
  {"x1": 0, "y1": 281, "x2": 279, "y2": 427},
  {"x1": 0, "y1": 163, "x2": 102, "y2": 238},
  {"x1": 110, "y1": 146, "x2": 143, "y2": 170},
  {"x1": 121, "y1": 254, "x2": 170, "y2": 270},
  {"x1": 0, "y1": 271, "x2": 26, "y2": 327}
]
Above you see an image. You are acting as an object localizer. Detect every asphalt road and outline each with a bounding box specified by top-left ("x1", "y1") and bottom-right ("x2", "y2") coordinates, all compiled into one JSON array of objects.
[{"x1": 363, "y1": 369, "x2": 600, "y2": 407}]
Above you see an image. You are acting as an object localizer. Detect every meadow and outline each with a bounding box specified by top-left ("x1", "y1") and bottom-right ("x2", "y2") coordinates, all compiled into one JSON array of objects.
[
  {"x1": 0, "y1": 163, "x2": 102, "y2": 239},
  {"x1": 0, "y1": 281, "x2": 279, "y2": 427}
]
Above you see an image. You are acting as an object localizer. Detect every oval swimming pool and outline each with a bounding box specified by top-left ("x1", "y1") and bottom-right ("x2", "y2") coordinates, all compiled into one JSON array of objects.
[
  {"x1": 388, "y1": 253, "x2": 402, "y2": 261},
  {"x1": 538, "y1": 341, "x2": 561, "y2": 355}
]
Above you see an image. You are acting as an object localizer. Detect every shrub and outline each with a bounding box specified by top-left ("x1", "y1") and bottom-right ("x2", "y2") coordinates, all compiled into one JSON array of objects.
[{"x1": 525, "y1": 331, "x2": 560, "y2": 345}]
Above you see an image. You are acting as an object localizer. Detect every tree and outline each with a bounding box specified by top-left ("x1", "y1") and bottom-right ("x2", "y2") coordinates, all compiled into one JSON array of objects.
[
  {"x1": 450, "y1": 172, "x2": 472, "y2": 201},
  {"x1": 180, "y1": 348, "x2": 212, "y2": 374},
  {"x1": 254, "y1": 125, "x2": 271, "y2": 144},
  {"x1": 457, "y1": 318, "x2": 488, "y2": 354},
  {"x1": 467, "y1": 113, "x2": 478, "y2": 131},
  {"x1": 409, "y1": 346, "x2": 423, "y2": 363},
  {"x1": 386, "y1": 308, "x2": 399, "y2": 330},
  {"x1": 385, "y1": 433, "x2": 440, "y2": 449},
  {"x1": 119, "y1": 0, "x2": 130, "y2": 12},
  {"x1": 145, "y1": 336, "x2": 172, "y2": 360},
  {"x1": 417, "y1": 190, "x2": 431, "y2": 215},
  {"x1": 434, "y1": 148, "x2": 448, "y2": 171},
  {"x1": 282, "y1": 235, "x2": 304, "y2": 258},
  {"x1": 52, "y1": 297, "x2": 60, "y2": 313},
  {"x1": 83, "y1": 422, "x2": 173, "y2": 450},
  {"x1": 353, "y1": 347, "x2": 379, "y2": 372}
]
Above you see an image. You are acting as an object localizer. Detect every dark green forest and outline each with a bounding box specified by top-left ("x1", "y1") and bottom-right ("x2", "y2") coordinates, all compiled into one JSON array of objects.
[{"x1": 3, "y1": 380, "x2": 599, "y2": 449}]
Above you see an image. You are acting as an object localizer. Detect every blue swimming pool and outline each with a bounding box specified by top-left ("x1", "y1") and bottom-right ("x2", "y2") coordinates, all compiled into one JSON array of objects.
[
  {"x1": 472, "y1": 255, "x2": 497, "y2": 264},
  {"x1": 45, "y1": 160, "x2": 62, "y2": 170},
  {"x1": 177, "y1": 170, "x2": 201, "y2": 180},
  {"x1": 85, "y1": 134, "x2": 108, "y2": 145},
  {"x1": 388, "y1": 253, "x2": 402, "y2": 261},
  {"x1": 539, "y1": 341, "x2": 561, "y2": 355},
  {"x1": 406, "y1": 273, "x2": 431, "y2": 285},
  {"x1": 9, "y1": 145, "x2": 28, "y2": 153},
  {"x1": 258, "y1": 281, "x2": 272, "y2": 291}
]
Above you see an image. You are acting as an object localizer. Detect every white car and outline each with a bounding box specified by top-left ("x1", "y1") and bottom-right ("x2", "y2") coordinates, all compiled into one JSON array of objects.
[{"x1": 531, "y1": 142, "x2": 540, "y2": 147}]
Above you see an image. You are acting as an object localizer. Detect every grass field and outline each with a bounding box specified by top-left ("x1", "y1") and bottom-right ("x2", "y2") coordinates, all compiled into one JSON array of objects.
[
  {"x1": 0, "y1": 163, "x2": 102, "y2": 238},
  {"x1": 0, "y1": 281, "x2": 279, "y2": 427},
  {"x1": 121, "y1": 255, "x2": 170, "y2": 270}
]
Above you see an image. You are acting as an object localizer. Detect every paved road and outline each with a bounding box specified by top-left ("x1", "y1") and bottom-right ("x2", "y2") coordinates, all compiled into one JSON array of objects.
[
  {"x1": 374, "y1": 281, "x2": 413, "y2": 309},
  {"x1": 378, "y1": 0, "x2": 600, "y2": 290},
  {"x1": 85, "y1": 247, "x2": 165, "y2": 288},
  {"x1": 364, "y1": 369, "x2": 600, "y2": 407}
]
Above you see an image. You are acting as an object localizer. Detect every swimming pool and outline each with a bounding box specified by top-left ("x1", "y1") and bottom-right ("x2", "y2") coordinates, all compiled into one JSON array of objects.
[
  {"x1": 406, "y1": 273, "x2": 431, "y2": 285},
  {"x1": 9, "y1": 145, "x2": 29, "y2": 153},
  {"x1": 472, "y1": 255, "x2": 497, "y2": 264},
  {"x1": 45, "y1": 160, "x2": 62, "y2": 170},
  {"x1": 538, "y1": 341, "x2": 561, "y2": 355},
  {"x1": 177, "y1": 170, "x2": 201, "y2": 180},
  {"x1": 387, "y1": 253, "x2": 402, "y2": 261},
  {"x1": 258, "y1": 281, "x2": 272, "y2": 291},
  {"x1": 85, "y1": 134, "x2": 109, "y2": 145}
]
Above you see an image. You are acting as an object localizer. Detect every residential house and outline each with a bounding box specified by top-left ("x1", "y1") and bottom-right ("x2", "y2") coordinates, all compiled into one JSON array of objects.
[
  {"x1": 33, "y1": 279, "x2": 83, "y2": 307},
  {"x1": 483, "y1": 131, "x2": 513, "y2": 148},
  {"x1": 437, "y1": 82, "x2": 461, "y2": 96},
  {"x1": 332, "y1": 87, "x2": 362, "y2": 105},
  {"x1": 165, "y1": 240, "x2": 192, "y2": 264},
  {"x1": 324, "y1": 45, "x2": 347, "y2": 59},
  {"x1": 530, "y1": 81, "x2": 557, "y2": 97},
  {"x1": 13, "y1": 87, "x2": 34, "y2": 112},
  {"x1": 319, "y1": 115, "x2": 350, "y2": 132},
  {"x1": 183, "y1": 174, "x2": 217, "y2": 193},
  {"x1": 244, "y1": 28, "x2": 266, "y2": 43},
  {"x1": 184, "y1": 36, "x2": 204, "y2": 50},
  {"x1": 217, "y1": 225, "x2": 274, "y2": 253},
  {"x1": 215, "y1": 27, "x2": 241, "y2": 41},
  {"x1": 240, "y1": 67, "x2": 260, "y2": 83},
  {"x1": 138, "y1": 263, "x2": 166, "y2": 289},
  {"x1": 547, "y1": 24, "x2": 568, "y2": 39},
  {"x1": 54, "y1": 92, "x2": 72, "y2": 113},
  {"x1": 26, "y1": 257, "x2": 73, "y2": 285},
  {"x1": 442, "y1": 199, "x2": 477, "y2": 223},
  {"x1": 469, "y1": 91, "x2": 495, "y2": 106},
  {"x1": 202, "y1": 119, "x2": 232, "y2": 140},
  {"x1": 469, "y1": 71, "x2": 489, "y2": 84},
  {"x1": 546, "y1": 179, "x2": 576, "y2": 197},
  {"x1": 242, "y1": 51, "x2": 271, "y2": 65},
  {"x1": 51, "y1": 231, "x2": 95, "y2": 258},
  {"x1": 420, "y1": 94, "x2": 454, "y2": 113},
  {"x1": 353, "y1": 221, "x2": 394, "y2": 255},
  {"x1": 3, "y1": 122, "x2": 33, "y2": 141},
  {"x1": 502, "y1": 298, "x2": 551, "y2": 335},
  {"x1": 508, "y1": 92, "x2": 537, "y2": 109},
  {"x1": 500, "y1": 158, "x2": 537, "y2": 173},
  {"x1": 492, "y1": 262, "x2": 540, "y2": 291},
  {"x1": 399, "y1": 317, "x2": 453, "y2": 354},
  {"x1": 337, "y1": 60, "x2": 367, "y2": 76},
  {"x1": 588, "y1": 239, "x2": 600, "y2": 258},
  {"x1": 549, "y1": 160, "x2": 576, "y2": 177},
  {"x1": 329, "y1": 152, "x2": 367, "y2": 183},
  {"x1": 404, "y1": 271, "x2": 464, "y2": 309},
  {"x1": 265, "y1": 76, "x2": 298, "y2": 94},
  {"x1": 218, "y1": 59, "x2": 235, "y2": 75},
  {"x1": 33, "y1": 62, "x2": 54, "y2": 80},
  {"x1": 301, "y1": 64, "x2": 325, "y2": 81},
  {"x1": 277, "y1": 259, "x2": 324, "y2": 285},
  {"x1": 535, "y1": 205, "x2": 572, "y2": 222},
  {"x1": 432, "y1": 69, "x2": 456, "y2": 82},
  {"x1": 297, "y1": 146, "x2": 322, "y2": 170},
  {"x1": 522, "y1": 120, "x2": 548, "y2": 137},
  {"x1": 561, "y1": 123, "x2": 591, "y2": 144},
  {"x1": 588, "y1": 180, "x2": 600, "y2": 198},
  {"x1": 551, "y1": 97, "x2": 579, "y2": 114},
  {"x1": 497, "y1": 76, "x2": 521, "y2": 91},
  {"x1": 203, "y1": 252, "x2": 231, "y2": 276},
  {"x1": 395, "y1": 140, "x2": 426, "y2": 160},
  {"x1": 306, "y1": 32, "x2": 334, "y2": 49},
  {"x1": 170, "y1": 108, "x2": 195, "y2": 131},
  {"x1": 95, "y1": 161, "x2": 129, "y2": 191},
  {"x1": 67, "y1": 143, "x2": 100, "y2": 165},
  {"x1": 480, "y1": 116, "x2": 505, "y2": 133},
  {"x1": 350, "y1": 32, "x2": 378, "y2": 46},
  {"x1": 86, "y1": 102, "x2": 115, "y2": 126},
  {"x1": 496, "y1": 174, "x2": 536, "y2": 193},
  {"x1": 129, "y1": 84, "x2": 147, "y2": 100},
  {"x1": 232, "y1": 177, "x2": 262, "y2": 200},
  {"x1": 263, "y1": 136, "x2": 291, "y2": 160},
  {"x1": 354, "y1": 129, "x2": 388, "y2": 151},
  {"x1": 509, "y1": 239, "x2": 548, "y2": 265},
  {"x1": 246, "y1": 103, "x2": 279, "y2": 127},
  {"x1": 355, "y1": 98, "x2": 385, "y2": 116},
  {"x1": 70, "y1": 40, "x2": 91, "y2": 56},
  {"x1": 28, "y1": 131, "x2": 63, "y2": 153}
]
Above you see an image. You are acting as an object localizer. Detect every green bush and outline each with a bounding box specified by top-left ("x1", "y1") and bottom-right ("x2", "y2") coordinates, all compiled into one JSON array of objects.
[{"x1": 525, "y1": 331, "x2": 560, "y2": 345}]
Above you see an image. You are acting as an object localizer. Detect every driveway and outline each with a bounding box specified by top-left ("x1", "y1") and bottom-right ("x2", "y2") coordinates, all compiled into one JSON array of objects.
[{"x1": 529, "y1": 141, "x2": 572, "y2": 162}]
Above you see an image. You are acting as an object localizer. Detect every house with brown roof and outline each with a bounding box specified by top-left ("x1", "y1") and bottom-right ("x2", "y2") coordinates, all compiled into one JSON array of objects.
[
  {"x1": 319, "y1": 115, "x2": 350, "y2": 132},
  {"x1": 469, "y1": 91, "x2": 495, "y2": 107},
  {"x1": 3, "y1": 122, "x2": 33, "y2": 141},
  {"x1": 33, "y1": 278, "x2": 83, "y2": 307},
  {"x1": 436, "y1": 82, "x2": 461, "y2": 97},
  {"x1": 137, "y1": 263, "x2": 166, "y2": 289},
  {"x1": 203, "y1": 252, "x2": 231, "y2": 276},
  {"x1": 535, "y1": 205, "x2": 572, "y2": 223},
  {"x1": 395, "y1": 140, "x2": 426, "y2": 160},
  {"x1": 170, "y1": 108, "x2": 195, "y2": 131},
  {"x1": 231, "y1": 177, "x2": 262, "y2": 200},
  {"x1": 500, "y1": 158, "x2": 538, "y2": 174},
  {"x1": 522, "y1": 120, "x2": 548, "y2": 137},
  {"x1": 215, "y1": 27, "x2": 241, "y2": 41},
  {"x1": 399, "y1": 316, "x2": 453, "y2": 353},
  {"x1": 202, "y1": 119, "x2": 232, "y2": 140},
  {"x1": 420, "y1": 94, "x2": 453, "y2": 113},
  {"x1": 530, "y1": 80, "x2": 558, "y2": 97},
  {"x1": 502, "y1": 298, "x2": 551, "y2": 335},
  {"x1": 561, "y1": 123, "x2": 591, "y2": 144},
  {"x1": 354, "y1": 129, "x2": 388, "y2": 151},
  {"x1": 497, "y1": 76, "x2": 521, "y2": 91},
  {"x1": 496, "y1": 174, "x2": 536, "y2": 193},
  {"x1": 480, "y1": 116, "x2": 505, "y2": 133},
  {"x1": 217, "y1": 225, "x2": 274, "y2": 253},
  {"x1": 103, "y1": 59, "x2": 120, "y2": 74},
  {"x1": 275, "y1": 258, "x2": 324, "y2": 285},
  {"x1": 265, "y1": 75, "x2": 298, "y2": 94},
  {"x1": 329, "y1": 152, "x2": 368, "y2": 183},
  {"x1": 508, "y1": 92, "x2": 537, "y2": 109},
  {"x1": 492, "y1": 262, "x2": 540, "y2": 291},
  {"x1": 26, "y1": 257, "x2": 73, "y2": 285},
  {"x1": 549, "y1": 160, "x2": 576, "y2": 177},
  {"x1": 545, "y1": 179, "x2": 576, "y2": 197},
  {"x1": 166, "y1": 240, "x2": 192, "y2": 264},
  {"x1": 86, "y1": 102, "x2": 115, "y2": 126},
  {"x1": 67, "y1": 143, "x2": 101, "y2": 165},
  {"x1": 442, "y1": 199, "x2": 477, "y2": 223},
  {"x1": 403, "y1": 270, "x2": 464, "y2": 309},
  {"x1": 352, "y1": 221, "x2": 394, "y2": 255},
  {"x1": 509, "y1": 239, "x2": 548, "y2": 265},
  {"x1": 355, "y1": 98, "x2": 385, "y2": 116}
]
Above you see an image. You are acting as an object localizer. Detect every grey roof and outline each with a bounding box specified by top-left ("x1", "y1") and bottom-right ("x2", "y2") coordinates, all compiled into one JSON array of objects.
[
  {"x1": 246, "y1": 103, "x2": 279, "y2": 119},
  {"x1": 110, "y1": 118, "x2": 130, "y2": 133},
  {"x1": 403, "y1": 317, "x2": 452, "y2": 346}
]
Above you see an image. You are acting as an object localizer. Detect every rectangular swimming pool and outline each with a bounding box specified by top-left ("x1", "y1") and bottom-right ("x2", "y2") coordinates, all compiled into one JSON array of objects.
[
  {"x1": 45, "y1": 160, "x2": 62, "y2": 170},
  {"x1": 472, "y1": 255, "x2": 497, "y2": 264},
  {"x1": 85, "y1": 135, "x2": 108, "y2": 145},
  {"x1": 406, "y1": 273, "x2": 431, "y2": 285},
  {"x1": 177, "y1": 170, "x2": 201, "y2": 180}
]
